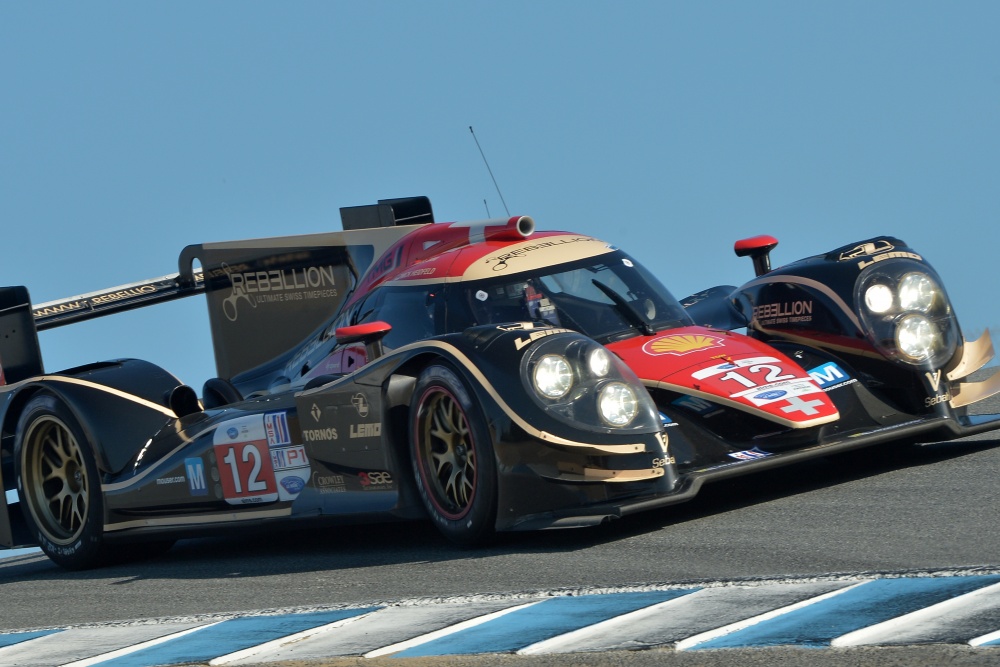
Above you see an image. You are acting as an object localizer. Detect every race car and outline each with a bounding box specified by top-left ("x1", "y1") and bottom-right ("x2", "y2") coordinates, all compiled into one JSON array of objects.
[{"x1": 2, "y1": 196, "x2": 998, "y2": 569}]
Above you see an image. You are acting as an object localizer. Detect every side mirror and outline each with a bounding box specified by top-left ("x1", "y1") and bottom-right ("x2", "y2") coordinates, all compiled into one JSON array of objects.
[
  {"x1": 734, "y1": 235, "x2": 779, "y2": 277},
  {"x1": 335, "y1": 321, "x2": 392, "y2": 361}
]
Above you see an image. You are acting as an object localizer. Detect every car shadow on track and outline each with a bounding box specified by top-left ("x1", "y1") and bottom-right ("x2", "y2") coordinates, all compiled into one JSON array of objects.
[{"x1": 3, "y1": 436, "x2": 997, "y2": 585}]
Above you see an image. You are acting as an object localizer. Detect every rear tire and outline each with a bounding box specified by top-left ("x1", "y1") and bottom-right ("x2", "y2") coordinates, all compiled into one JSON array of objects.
[
  {"x1": 410, "y1": 364, "x2": 497, "y2": 546},
  {"x1": 14, "y1": 394, "x2": 111, "y2": 570}
]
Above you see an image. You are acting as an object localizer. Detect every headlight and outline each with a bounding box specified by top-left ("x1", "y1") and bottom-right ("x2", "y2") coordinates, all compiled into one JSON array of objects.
[
  {"x1": 533, "y1": 354, "x2": 573, "y2": 398},
  {"x1": 598, "y1": 382, "x2": 639, "y2": 426},
  {"x1": 896, "y1": 314, "x2": 940, "y2": 361},
  {"x1": 864, "y1": 283, "x2": 894, "y2": 314},
  {"x1": 856, "y1": 260, "x2": 959, "y2": 368},
  {"x1": 898, "y1": 272, "x2": 938, "y2": 312},
  {"x1": 520, "y1": 333, "x2": 660, "y2": 433},
  {"x1": 588, "y1": 347, "x2": 612, "y2": 377}
]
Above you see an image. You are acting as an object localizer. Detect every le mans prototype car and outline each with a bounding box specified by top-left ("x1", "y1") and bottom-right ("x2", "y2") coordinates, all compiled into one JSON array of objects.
[{"x1": 3, "y1": 196, "x2": 1000, "y2": 569}]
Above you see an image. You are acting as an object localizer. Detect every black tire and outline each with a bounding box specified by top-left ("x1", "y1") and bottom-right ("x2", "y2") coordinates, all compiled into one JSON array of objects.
[
  {"x1": 409, "y1": 364, "x2": 497, "y2": 546},
  {"x1": 14, "y1": 393, "x2": 111, "y2": 570}
]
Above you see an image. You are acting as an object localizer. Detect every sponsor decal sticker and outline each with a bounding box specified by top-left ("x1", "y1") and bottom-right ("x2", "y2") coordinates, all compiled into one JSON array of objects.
[
  {"x1": 280, "y1": 476, "x2": 306, "y2": 495},
  {"x1": 359, "y1": 471, "x2": 393, "y2": 488},
  {"x1": 732, "y1": 379, "x2": 820, "y2": 405},
  {"x1": 839, "y1": 240, "x2": 895, "y2": 261},
  {"x1": 925, "y1": 369, "x2": 942, "y2": 392},
  {"x1": 484, "y1": 237, "x2": 591, "y2": 271},
  {"x1": 221, "y1": 263, "x2": 339, "y2": 322},
  {"x1": 727, "y1": 447, "x2": 772, "y2": 461},
  {"x1": 351, "y1": 393, "x2": 370, "y2": 417},
  {"x1": 302, "y1": 427, "x2": 338, "y2": 442},
  {"x1": 753, "y1": 300, "x2": 813, "y2": 326},
  {"x1": 350, "y1": 423, "x2": 382, "y2": 438},
  {"x1": 213, "y1": 415, "x2": 279, "y2": 505},
  {"x1": 672, "y1": 395, "x2": 723, "y2": 417},
  {"x1": 644, "y1": 333, "x2": 724, "y2": 356},
  {"x1": 754, "y1": 390, "x2": 787, "y2": 401},
  {"x1": 271, "y1": 444, "x2": 310, "y2": 502},
  {"x1": 264, "y1": 412, "x2": 291, "y2": 446},
  {"x1": 514, "y1": 327, "x2": 573, "y2": 351},
  {"x1": 312, "y1": 472, "x2": 347, "y2": 494},
  {"x1": 186, "y1": 458, "x2": 208, "y2": 496},
  {"x1": 692, "y1": 356, "x2": 779, "y2": 380},
  {"x1": 808, "y1": 362, "x2": 855, "y2": 390}
]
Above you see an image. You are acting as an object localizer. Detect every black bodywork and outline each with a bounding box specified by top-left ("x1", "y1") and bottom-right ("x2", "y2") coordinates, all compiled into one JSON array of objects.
[{"x1": 2, "y1": 198, "x2": 999, "y2": 569}]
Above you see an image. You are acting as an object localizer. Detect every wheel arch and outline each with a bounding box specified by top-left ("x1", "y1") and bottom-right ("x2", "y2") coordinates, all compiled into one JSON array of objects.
[{"x1": 382, "y1": 350, "x2": 507, "y2": 518}]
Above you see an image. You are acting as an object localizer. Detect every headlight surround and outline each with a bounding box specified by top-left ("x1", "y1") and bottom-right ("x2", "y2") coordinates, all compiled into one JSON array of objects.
[
  {"x1": 856, "y1": 260, "x2": 959, "y2": 368},
  {"x1": 521, "y1": 333, "x2": 659, "y2": 432}
]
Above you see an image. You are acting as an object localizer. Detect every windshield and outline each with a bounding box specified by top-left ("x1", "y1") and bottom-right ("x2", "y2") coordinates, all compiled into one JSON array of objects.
[{"x1": 445, "y1": 250, "x2": 691, "y2": 342}]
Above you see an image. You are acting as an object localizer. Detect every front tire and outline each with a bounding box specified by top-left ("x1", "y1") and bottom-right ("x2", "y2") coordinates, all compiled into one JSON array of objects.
[
  {"x1": 15, "y1": 394, "x2": 110, "y2": 570},
  {"x1": 410, "y1": 364, "x2": 497, "y2": 546}
]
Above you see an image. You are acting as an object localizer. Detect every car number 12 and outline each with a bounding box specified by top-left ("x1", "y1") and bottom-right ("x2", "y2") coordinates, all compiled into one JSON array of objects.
[
  {"x1": 215, "y1": 441, "x2": 279, "y2": 505},
  {"x1": 719, "y1": 364, "x2": 796, "y2": 389}
]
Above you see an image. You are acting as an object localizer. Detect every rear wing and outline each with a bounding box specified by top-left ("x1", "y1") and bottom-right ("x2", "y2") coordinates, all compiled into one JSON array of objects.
[{"x1": 6, "y1": 197, "x2": 433, "y2": 382}]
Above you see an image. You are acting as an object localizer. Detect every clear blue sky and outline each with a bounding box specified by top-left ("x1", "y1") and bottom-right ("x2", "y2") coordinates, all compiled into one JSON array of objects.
[{"x1": 2, "y1": 2, "x2": 998, "y2": 391}]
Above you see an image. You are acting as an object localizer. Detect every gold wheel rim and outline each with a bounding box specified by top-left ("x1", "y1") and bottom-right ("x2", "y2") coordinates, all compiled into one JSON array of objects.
[
  {"x1": 417, "y1": 388, "x2": 477, "y2": 519},
  {"x1": 22, "y1": 415, "x2": 89, "y2": 545}
]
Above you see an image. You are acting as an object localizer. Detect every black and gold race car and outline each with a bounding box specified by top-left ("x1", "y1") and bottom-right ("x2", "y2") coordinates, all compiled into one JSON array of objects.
[{"x1": 3, "y1": 196, "x2": 998, "y2": 569}]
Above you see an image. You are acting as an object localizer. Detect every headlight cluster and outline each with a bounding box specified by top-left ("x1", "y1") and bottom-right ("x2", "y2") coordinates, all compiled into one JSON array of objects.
[
  {"x1": 523, "y1": 335, "x2": 658, "y2": 432},
  {"x1": 857, "y1": 264, "x2": 959, "y2": 367}
]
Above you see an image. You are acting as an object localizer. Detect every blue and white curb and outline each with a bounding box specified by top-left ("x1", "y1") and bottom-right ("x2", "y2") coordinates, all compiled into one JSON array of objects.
[{"x1": 1, "y1": 573, "x2": 999, "y2": 666}]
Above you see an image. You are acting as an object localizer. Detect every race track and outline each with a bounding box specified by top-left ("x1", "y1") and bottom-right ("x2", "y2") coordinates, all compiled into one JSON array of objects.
[{"x1": 1, "y1": 392, "x2": 999, "y2": 665}]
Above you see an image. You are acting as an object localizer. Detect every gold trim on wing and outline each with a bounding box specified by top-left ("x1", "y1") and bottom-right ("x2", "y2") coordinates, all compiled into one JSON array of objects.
[
  {"x1": 37, "y1": 376, "x2": 177, "y2": 417},
  {"x1": 647, "y1": 379, "x2": 840, "y2": 429},
  {"x1": 545, "y1": 467, "x2": 665, "y2": 482},
  {"x1": 949, "y1": 366, "x2": 1000, "y2": 409},
  {"x1": 104, "y1": 507, "x2": 292, "y2": 532},
  {"x1": 947, "y1": 330, "x2": 995, "y2": 381},
  {"x1": 339, "y1": 339, "x2": 649, "y2": 454}
]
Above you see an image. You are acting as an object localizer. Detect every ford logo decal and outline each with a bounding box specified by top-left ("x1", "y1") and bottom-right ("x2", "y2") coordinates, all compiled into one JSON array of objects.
[
  {"x1": 227, "y1": 427, "x2": 239, "y2": 439},
  {"x1": 281, "y1": 476, "x2": 305, "y2": 494},
  {"x1": 754, "y1": 390, "x2": 787, "y2": 400}
]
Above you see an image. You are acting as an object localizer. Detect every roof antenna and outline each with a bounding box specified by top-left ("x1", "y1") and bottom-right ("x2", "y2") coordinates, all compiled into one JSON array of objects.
[
  {"x1": 469, "y1": 126, "x2": 510, "y2": 217},
  {"x1": 483, "y1": 198, "x2": 491, "y2": 217}
]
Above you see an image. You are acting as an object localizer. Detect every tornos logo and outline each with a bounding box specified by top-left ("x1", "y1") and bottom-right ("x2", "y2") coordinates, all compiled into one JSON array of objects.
[
  {"x1": 302, "y1": 427, "x2": 338, "y2": 442},
  {"x1": 643, "y1": 334, "x2": 723, "y2": 356}
]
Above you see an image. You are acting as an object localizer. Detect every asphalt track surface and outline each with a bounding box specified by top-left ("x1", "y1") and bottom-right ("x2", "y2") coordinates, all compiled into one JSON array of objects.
[{"x1": 1, "y1": 390, "x2": 999, "y2": 665}]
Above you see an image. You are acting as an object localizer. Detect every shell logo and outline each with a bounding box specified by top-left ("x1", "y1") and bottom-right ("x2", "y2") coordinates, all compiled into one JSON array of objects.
[{"x1": 643, "y1": 333, "x2": 724, "y2": 356}]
